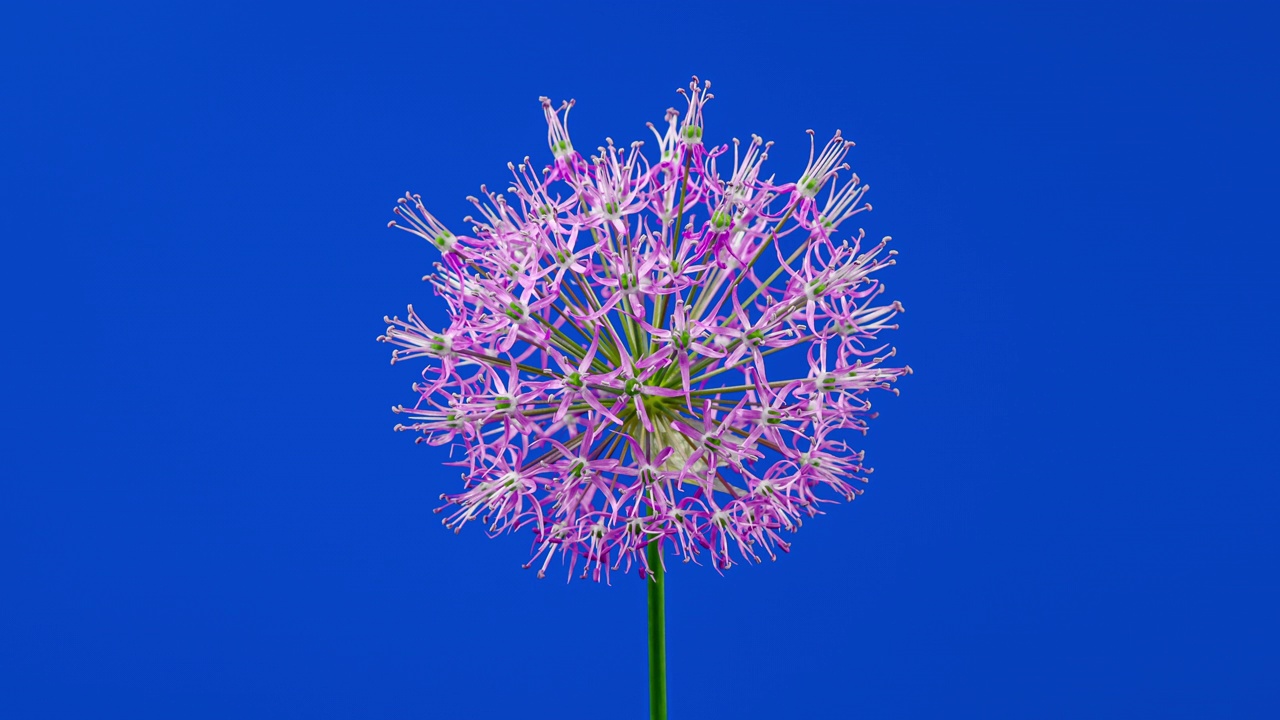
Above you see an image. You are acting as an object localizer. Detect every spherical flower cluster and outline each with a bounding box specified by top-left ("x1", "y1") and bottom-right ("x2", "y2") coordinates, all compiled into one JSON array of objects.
[{"x1": 382, "y1": 78, "x2": 910, "y2": 581}]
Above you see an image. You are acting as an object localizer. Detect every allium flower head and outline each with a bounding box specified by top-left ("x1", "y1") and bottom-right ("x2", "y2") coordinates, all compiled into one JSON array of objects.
[{"x1": 382, "y1": 77, "x2": 910, "y2": 582}]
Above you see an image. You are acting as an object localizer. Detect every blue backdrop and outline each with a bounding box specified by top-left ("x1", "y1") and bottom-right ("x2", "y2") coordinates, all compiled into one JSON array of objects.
[{"x1": 4, "y1": 2, "x2": 1278, "y2": 717}]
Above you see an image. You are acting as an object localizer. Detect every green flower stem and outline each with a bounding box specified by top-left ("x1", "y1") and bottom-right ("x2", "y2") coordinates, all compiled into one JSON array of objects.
[
  {"x1": 688, "y1": 205, "x2": 797, "y2": 322},
  {"x1": 685, "y1": 343, "x2": 792, "y2": 385},
  {"x1": 686, "y1": 379, "x2": 795, "y2": 396},
  {"x1": 655, "y1": 147, "x2": 695, "y2": 345},
  {"x1": 733, "y1": 231, "x2": 810, "y2": 315},
  {"x1": 647, "y1": 529, "x2": 667, "y2": 720}
]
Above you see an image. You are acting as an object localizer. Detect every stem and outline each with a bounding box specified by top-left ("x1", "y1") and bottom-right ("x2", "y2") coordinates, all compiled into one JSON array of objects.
[
  {"x1": 572, "y1": 199, "x2": 631, "y2": 365},
  {"x1": 690, "y1": 204, "x2": 797, "y2": 323},
  {"x1": 644, "y1": 423, "x2": 668, "y2": 720},
  {"x1": 648, "y1": 148, "x2": 695, "y2": 354},
  {"x1": 686, "y1": 378, "x2": 795, "y2": 396},
  {"x1": 647, "y1": 526, "x2": 667, "y2": 720},
  {"x1": 686, "y1": 343, "x2": 794, "y2": 385},
  {"x1": 735, "y1": 233, "x2": 810, "y2": 315},
  {"x1": 670, "y1": 146, "x2": 694, "y2": 262}
]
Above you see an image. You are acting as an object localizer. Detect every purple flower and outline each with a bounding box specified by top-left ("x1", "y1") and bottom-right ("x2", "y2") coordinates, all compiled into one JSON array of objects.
[{"x1": 382, "y1": 77, "x2": 910, "y2": 582}]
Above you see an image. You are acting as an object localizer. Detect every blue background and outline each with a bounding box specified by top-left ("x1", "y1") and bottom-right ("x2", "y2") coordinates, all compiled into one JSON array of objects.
[{"x1": 4, "y1": 2, "x2": 1278, "y2": 717}]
